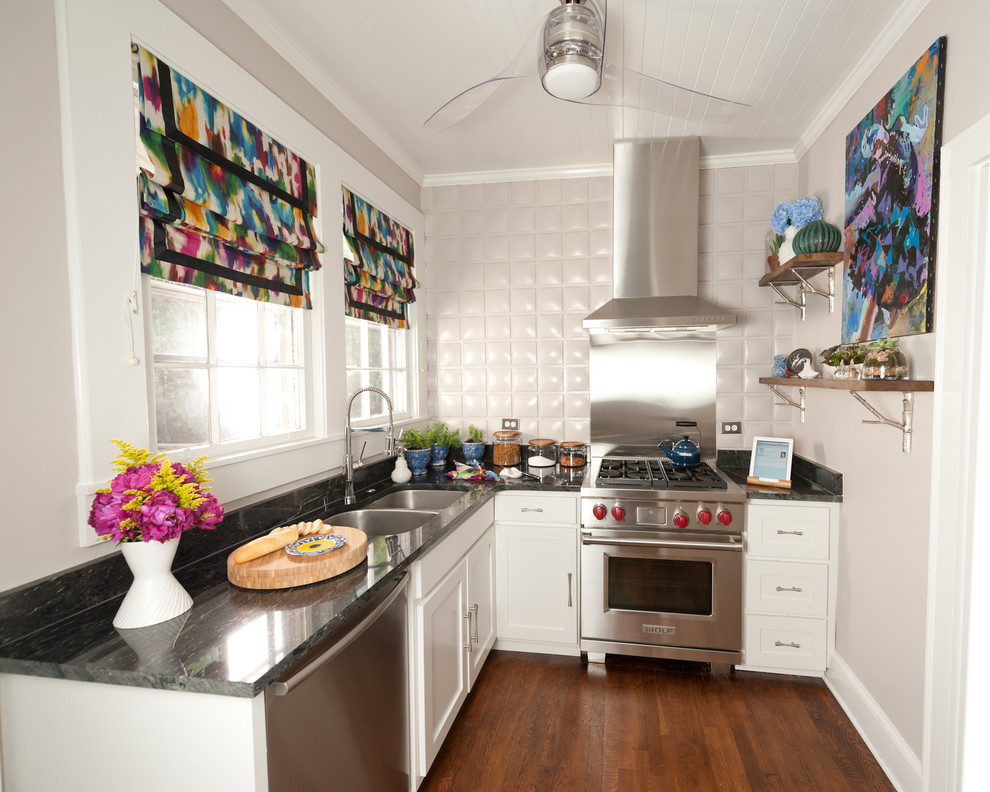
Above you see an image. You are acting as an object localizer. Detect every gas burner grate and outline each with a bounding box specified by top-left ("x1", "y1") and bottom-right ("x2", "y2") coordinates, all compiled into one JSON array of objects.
[{"x1": 595, "y1": 457, "x2": 727, "y2": 491}]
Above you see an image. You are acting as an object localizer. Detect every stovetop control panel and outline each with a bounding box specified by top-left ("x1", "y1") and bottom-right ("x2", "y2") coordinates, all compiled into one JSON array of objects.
[{"x1": 580, "y1": 496, "x2": 743, "y2": 533}]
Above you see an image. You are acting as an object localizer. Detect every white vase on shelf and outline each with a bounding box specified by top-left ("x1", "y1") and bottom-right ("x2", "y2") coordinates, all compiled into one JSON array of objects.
[{"x1": 777, "y1": 226, "x2": 799, "y2": 265}]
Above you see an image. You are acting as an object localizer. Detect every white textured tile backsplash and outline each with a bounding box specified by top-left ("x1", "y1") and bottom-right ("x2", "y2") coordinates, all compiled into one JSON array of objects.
[{"x1": 422, "y1": 165, "x2": 796, "y2": 449}]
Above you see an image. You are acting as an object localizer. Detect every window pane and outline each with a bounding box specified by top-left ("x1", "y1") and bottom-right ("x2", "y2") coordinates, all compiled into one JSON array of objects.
[
  {"x1": 216, "y1": 295, "x2": 259, "y2": 365},
  {"x1": 345, "y1": 321, "x2": 363, "y2": 366},
  {"x1": 392, "y1": 329, "x2": 406, "y2": 368},
  {"x1": 155, "y1": 368, "x2": 209, "y2": 448},
  {"x1": 266, "y1": 305, "x2": 300, "y2": 365},
  {"x1": 267, "y1": 369, "x2": 302, "y2": 434},
  {"x1": 151, "y1": 286, "x2": 207, "y2": 361},
  {"x1": 218, "y1": 368, "x2": 261, "y2": 442},
  {"x1": 367, "y1": 325, "x2": 384, "y2": 368},
  {"x1": 391, "y1": 371, "x2": 407, "y2": 413}
]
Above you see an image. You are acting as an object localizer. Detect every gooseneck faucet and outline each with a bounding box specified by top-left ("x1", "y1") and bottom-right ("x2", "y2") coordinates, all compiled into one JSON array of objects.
[{"x1": 344, "y1": 386, "x2": 395, "y2": 505}]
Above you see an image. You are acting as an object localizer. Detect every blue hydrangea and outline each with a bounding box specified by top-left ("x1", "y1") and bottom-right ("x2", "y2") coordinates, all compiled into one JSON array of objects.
[
  {"x1": 770, "y1": 203, "x2": 791, "y2": 235},
  {"x1": 790, "y1": 196, "x2": 823, "y2": 229}
]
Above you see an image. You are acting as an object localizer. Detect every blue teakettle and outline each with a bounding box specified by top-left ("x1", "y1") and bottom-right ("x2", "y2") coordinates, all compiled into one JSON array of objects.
[{"x1": 658, "y1": 425, "x2": 701, "y2": 468}]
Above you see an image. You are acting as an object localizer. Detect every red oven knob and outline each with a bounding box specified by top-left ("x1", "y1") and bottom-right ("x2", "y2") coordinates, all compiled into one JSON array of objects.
[
  {"x1": 697, "y1": 508, "x2": 713, "y2": 525},
  {"x1": 674, "y1": 511, "x2": 689, "y2": 529},
  {"x1": 717, "y1": 510, "x2": 733, "y2": 526},
  {"x1": 611, "y1": 505, "x2": 626, "y2": 521},
  {"x1": 592, "y1": 504, "x2": 607, "y2": 521}
]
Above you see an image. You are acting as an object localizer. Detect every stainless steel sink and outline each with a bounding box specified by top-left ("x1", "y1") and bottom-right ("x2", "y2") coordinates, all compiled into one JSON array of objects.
[
  {"x1": 367, "y1": 490, "x2": 465, "y2": 511},
  {"x1": 324, "y1": 508, "x2": 438, "y2": 537}
]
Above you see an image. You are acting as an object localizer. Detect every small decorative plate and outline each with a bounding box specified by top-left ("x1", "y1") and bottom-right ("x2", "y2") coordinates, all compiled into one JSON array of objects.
[
  {"x1": 786, "y1": 348, "x2": 813, "y2": 375},
  {"x1": 285, "y1": 534, "x2": 347, "y2": 557}
]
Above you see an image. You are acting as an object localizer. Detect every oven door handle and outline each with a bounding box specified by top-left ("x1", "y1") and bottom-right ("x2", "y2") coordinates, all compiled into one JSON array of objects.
[{"x1": 580, "y1": 532, "x2": 742, "y2": 551}]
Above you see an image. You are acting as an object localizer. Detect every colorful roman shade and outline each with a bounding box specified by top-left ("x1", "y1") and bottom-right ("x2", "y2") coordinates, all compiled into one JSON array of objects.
[
  {"x1": 134, "y1": 43, "x2": 323, "y2": 308},
  {"x1": 342, "y1": 186, "x2": 416, "y2": 328}
]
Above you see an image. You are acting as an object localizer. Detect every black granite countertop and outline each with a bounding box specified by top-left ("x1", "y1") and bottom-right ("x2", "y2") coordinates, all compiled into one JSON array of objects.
[
  {"x1": 0, "y1": 458, "x2": 585, "y2": 699},
  {"x1": 716, "y1": 450, "x2": 842, "y2": 503}
]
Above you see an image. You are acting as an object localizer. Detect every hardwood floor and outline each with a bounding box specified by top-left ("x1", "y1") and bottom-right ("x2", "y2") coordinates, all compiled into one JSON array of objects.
[{"x1": 419, "y1": 651, "x2": 896, "y2": 792}]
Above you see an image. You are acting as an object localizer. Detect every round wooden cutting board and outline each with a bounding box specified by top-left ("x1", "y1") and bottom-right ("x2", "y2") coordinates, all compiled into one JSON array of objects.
[{"x1": 227, "y1": 526, "x2": 368, "y2": 590}]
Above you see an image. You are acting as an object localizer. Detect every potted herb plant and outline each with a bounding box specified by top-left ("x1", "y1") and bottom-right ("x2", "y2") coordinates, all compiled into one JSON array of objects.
[
  {"x1": 427, "y1": 422, "x2": 460, "y2": 467},
  {"x1": 399, "y1": 428, "x2": 431, "y2": 475},
  {"x1": 426, "y1": 421, "x2": 461, "y2": 467},
  {"x1": 461, "y1": 425, "x2": 486, "y2": 467}
]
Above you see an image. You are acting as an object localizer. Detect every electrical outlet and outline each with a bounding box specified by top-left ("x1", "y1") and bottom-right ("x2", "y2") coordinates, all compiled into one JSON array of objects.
[
  {"x1": 721, "y1": 422, "x2": 742, "y2": 435},
  {"x1": 502, "y1": 418, "x2": 519, "y2": 430}
]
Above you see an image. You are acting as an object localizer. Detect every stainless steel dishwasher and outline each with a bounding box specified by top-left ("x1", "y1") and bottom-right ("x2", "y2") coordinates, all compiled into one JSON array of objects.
[{"x1": 266, "y1": 574, "x2": 409, "y2": 792}]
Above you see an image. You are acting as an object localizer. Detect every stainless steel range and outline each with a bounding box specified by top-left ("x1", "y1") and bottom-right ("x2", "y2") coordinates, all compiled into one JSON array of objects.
[
  {"x1": 578, "y1": 137, "x2": 744, "y2": 670},
  {"x1": 580, "y1": 452, "x2": 745, "y2": 670}
]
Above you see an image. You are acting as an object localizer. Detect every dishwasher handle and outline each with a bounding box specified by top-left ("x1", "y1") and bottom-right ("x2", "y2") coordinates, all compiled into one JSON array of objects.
[{"x1": 270, "y1": 573, "x2": 408, "y2": 697}]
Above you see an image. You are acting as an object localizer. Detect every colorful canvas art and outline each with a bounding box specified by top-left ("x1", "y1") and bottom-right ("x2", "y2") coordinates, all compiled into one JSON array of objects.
[{"x1": 842, "y1": 37, "x2": 946, "y2": 343}]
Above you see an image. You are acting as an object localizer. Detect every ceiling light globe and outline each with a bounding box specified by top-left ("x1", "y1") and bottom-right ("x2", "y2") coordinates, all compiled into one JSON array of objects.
[{"x1": 542, "y1": 61, "x2": 600, "y2": 100}]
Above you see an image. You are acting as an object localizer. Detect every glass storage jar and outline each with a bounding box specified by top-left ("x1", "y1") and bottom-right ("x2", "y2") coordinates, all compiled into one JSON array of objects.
[
  {"x1": 558, "y1": 441, "x2": 587, "y2": 468},
  {"x1": 862, "y1": 344, "x2": 909, "y2": 380},
  {"x1": 527, "y1": 438, "x2": 557, "y2": 468},
  {"x1": 492, "y1": 430, "x2": 521, "y2": 466}
]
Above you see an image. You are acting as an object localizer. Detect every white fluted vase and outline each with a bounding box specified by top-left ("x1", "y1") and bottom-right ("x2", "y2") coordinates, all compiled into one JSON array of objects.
[{"x1": 114, "y1": 537, "x2": 193, "y2": 629}]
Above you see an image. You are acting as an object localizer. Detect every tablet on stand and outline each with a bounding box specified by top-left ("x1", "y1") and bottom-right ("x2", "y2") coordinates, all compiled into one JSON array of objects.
[{"x1": 746, "y1": 436, "x2": 794, "y2": 490}]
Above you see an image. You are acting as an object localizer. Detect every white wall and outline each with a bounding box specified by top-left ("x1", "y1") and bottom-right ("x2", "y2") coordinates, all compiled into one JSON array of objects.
[
  {"x1": 795, "y1": 0, "x2": 990, "y2": 767},
  {"x1": 0, "y1": 0, "x2": 425, "y2": 592},
  {"x1": 422, "y1": 163, "x2": 797, "y2": 450}
]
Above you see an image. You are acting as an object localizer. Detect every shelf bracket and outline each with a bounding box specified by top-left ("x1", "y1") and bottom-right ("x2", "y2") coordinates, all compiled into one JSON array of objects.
[
  {"x1": 767, "y1": 383, "x2": 806, "y2": 423},
  {"x1": 768, "y1": 268, "x2": 835, "y2": 321},
  {"x1": 849, "y1": 391, "x2": 915, "y2": 453}
]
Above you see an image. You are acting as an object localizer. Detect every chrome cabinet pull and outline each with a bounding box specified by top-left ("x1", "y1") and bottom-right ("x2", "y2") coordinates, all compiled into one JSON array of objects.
[
  {"x1": 520, "y1": 507, "x2": 544, "y2": 513},
  {"x1": 777, "y1": 529, "x2": 804, "y2": 536},
  {"x1": 775, "y1": 640, "x2": 801, "y2": 649},
  {"x1": 471, "y1": 604, "x2": 479, "y2": 644},
  {"x1": 464, "y1": 610, "x2": 473, "y2": 652},
  {"x1": 567, "y1": 573, "x2": 573, "y2": 608},
  {"x1": 775, "y1": 585, "x2": 803, "y2": 592}
]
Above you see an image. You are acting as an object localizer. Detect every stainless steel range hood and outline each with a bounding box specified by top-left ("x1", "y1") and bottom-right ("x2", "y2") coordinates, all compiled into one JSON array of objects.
[{"x1": 583, "y1": 137, "x2": 736, "y2": 330}]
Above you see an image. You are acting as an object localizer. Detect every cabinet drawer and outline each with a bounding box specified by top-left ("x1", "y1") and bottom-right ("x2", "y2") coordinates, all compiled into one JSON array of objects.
[
  {"x1": 413, "y1": 500, "x2": 494, "y2": 599},
  {"x1": 745, "y1": 560, "x2": 828, "y2": 617},
  {"x1": 494, "y1": 493, "x2": 577, "y2": 525},
  {"x1": 747, "y1": 502, "x2": 831, "y2": 560},
  {"x1": 744, "y1": 614, "x2": 827, "y2": 673}
]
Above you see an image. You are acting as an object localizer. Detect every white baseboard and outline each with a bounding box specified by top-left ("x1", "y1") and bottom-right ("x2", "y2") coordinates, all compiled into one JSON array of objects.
[{"x1": 824, "y1": 652, "x2": 922, "y2": 792}]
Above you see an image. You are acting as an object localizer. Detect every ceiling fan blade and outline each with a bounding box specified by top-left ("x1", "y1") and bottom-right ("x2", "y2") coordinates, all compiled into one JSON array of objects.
[
  {"x1": 424, "y1": 17, "x2": 542, "y2": 131},
  {"x1": 424, "y1": 74, "x2": 531, "y2": 131},
  {"x1": 567, "y1": 61, "x2": 750, "y2": 123}
]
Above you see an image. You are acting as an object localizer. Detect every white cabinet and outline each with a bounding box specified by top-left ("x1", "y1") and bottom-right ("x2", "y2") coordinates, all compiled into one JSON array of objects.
[
  {"x1": 494, "y1": 492, "x2": 579, "y2": 656},
  {"x1": 740, "y1": 500, "x2": 840, "y2": 676},
  {"x1": 410, "y1": 501, "x2": 495, "y2": 784}
]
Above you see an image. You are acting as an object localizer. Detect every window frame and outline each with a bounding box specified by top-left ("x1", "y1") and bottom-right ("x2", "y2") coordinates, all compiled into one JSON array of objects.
[{"x1": 145, "y1": 277, "x2": 317, "y2": 457}]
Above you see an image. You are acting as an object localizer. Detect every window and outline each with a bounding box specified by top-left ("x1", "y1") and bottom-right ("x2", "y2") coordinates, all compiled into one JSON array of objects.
[
  {"x1": 149, "y1": 279, "x2": 311, "y2": 453},
  {"x1": 344, "y1": 316, "x2": 410, "y2": 422}
]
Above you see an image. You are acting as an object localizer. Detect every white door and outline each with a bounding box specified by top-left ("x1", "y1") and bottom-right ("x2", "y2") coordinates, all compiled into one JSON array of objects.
[
  {"x1": 466, "y1": 526, "x2": 496, "y2": 686},
  {"x1": 496, "y1": 523, "x2": 577, "y2": 645},
  {"x1": 415, "y1": 563, "x2": 468, "y2": 775}
]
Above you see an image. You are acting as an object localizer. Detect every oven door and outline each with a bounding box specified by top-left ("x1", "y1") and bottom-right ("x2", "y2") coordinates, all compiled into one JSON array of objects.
[{"x1": 581, "y1": 529, "x2": 743, "y2": 657}]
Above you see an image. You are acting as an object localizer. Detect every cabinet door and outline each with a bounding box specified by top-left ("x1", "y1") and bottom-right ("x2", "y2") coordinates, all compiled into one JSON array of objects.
[
  {"x1": 466, "y1": 526, "x2": 496, "y2": 687},
  {"x1": 495, "y1": 524, "x2": 577, "y2": 646},
  {"x1": 414, "y1": 564, "x2": 468, "y2": 775}
]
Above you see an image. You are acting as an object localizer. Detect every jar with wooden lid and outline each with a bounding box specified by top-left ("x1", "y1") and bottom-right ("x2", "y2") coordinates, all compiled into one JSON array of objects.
[
  {"x1": 558, "y1": 441, "x2": 587, "y2": 468},
  {"x1": 492, "y1": 430, "x2": 521, "y2": 466},
  {"x1": 527, "y1": 438, "x2": 557, "y2": 468}
]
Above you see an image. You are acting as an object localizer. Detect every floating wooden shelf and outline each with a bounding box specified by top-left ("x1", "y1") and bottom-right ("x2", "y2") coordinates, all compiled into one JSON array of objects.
[
  {"x1": 758, "y1": 377, "x2": 934, "y2": 392},
  {"x1": 759, "y1": 252, "x2": 845, "y2": 287},
  {"x1": 758, "y1": 377, "x2": 934, "y2": 453},
  {"x1": 760, "y1": 252, "x2": 845, "y2": 320}
]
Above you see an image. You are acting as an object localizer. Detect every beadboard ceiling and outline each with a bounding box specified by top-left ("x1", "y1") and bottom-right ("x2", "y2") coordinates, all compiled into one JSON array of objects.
[{"x1": 223, "y1": 0, "x2": 927, "y2": 184}]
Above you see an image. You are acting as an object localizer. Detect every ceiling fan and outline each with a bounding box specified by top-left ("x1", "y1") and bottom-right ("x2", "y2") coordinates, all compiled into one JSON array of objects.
[{"x1": 424, "y1": 0, "x2": 749, "y2": 131}]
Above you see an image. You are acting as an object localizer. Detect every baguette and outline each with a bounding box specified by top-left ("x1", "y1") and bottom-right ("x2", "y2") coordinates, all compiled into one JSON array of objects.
[{"x1": 232, "y1": 525, "x2": 300, "y2": 564}]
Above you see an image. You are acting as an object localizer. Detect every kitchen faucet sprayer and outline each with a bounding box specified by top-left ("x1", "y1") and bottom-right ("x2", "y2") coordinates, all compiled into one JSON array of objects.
[{"x1": 343, "y1": 387, "x2": 395, "y2": 505}]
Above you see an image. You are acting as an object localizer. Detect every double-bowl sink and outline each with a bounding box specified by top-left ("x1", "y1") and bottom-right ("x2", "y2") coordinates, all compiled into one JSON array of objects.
[{"x1": 326, "y1": 489, "x2": 466, "y2": 537}]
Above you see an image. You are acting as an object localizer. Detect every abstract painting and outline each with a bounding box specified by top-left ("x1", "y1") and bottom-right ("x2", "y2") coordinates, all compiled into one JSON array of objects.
[{"x1": 842, "y1": 37, "x2": 946, "y2": 343}]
